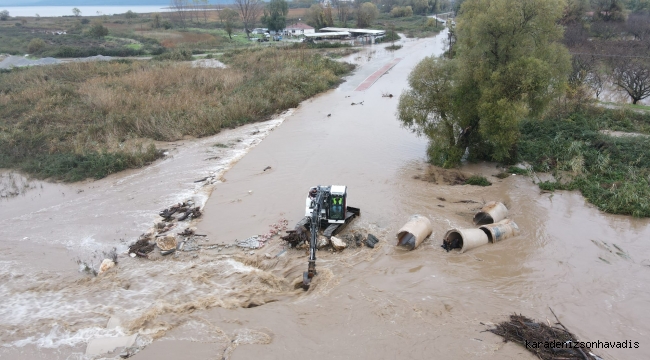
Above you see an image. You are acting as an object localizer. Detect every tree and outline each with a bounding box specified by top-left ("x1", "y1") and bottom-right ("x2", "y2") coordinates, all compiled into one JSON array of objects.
[
  {"x1": 152, "y1": 13, "x2": 162, "y2": 28},
  {"x1": 612, "y1": 58, "x2": 650, "y2": 104},
  {"x1": 357, "y1": 2, "x2": 379, "y2": 27},
  {"x1": 561, "y1": 0, "x2": 590, "y2": 24},
  {"x1": 332, "y1": 0, "x2": 351, "y2": 26},
  {"x1": 72, "y1": 8, "x2": 81, "y2": 17},
  {"x1": 592, "y1": 0, "x2": 626, "y2": 21},
  {"x1": 398, "y1": 0, "x2": 570, "y2": 166},
  {"x1": 125, "y1": 10, "x2": 138, "y2": 24},
  {"x1": 219, "y1": 8, "x2": 240, "y2": 39},
  {"x1": 307, "y1": 4, "x2": 330, "y2": 29},
  {"x1": 234, "y1": 0, "x2": 263, "y2": 37},
  {"x1": 170, "y1": 0, "x2": 189, "y2": 27},
  {"x1": 88, "y1": 21, "x2": 109, "y2": 38},
  {"x1": 261, "y1": 0, "x2": 289, "y2": 33},
  {"x1": 324, "y1": 4, "x2": 334, "y2": 26},
  {"x1": 0, "y1": 10, "x2": 9, "y2": 21}
]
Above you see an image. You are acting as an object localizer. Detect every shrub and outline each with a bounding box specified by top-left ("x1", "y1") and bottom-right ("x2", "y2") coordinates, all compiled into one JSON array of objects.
[
  {"x1": 465, "y1": 175, "x2": 492, "y2": 186},
  {"x1": 390, "y1": 6, "x2": 413, "y2": 18},
  {"x1": 87, "y1": 22, "x2": 109, "y2": 38},
  {"x1": 27, "y1": 38, "x2": 46, "y2": 54},
  {"x1": 153, "y1": 49, "x2": 193, "y2": 61}
]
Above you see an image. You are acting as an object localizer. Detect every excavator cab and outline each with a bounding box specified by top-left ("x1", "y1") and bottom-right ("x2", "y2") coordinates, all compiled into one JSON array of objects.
[{"x1": 328, "y1": 186, "x2": 347, "y2": 223}]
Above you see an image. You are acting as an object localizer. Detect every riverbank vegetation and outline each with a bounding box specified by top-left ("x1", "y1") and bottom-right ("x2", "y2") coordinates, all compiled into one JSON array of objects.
[
  {"x1": 518, "y1": 108, "x2": 650, "y2": 217},
  {"x1": 399, "y1": 0, "x2": 650, "y2": 216},
  {"x1": 0, "y1": 47, "x2": 354, "y2": 181}
]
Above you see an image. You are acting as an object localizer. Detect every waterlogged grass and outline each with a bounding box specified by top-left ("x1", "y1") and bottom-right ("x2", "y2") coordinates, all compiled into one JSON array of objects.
[
  {"x1": 465, "y1": 175, "x2": 492, "y2": 186},
  {"x1": 518, "y1": 108, "x2": 650, "y2": 217},
  {"x1": 0, "y1": 48, "x2": 354, "y2": 181}
]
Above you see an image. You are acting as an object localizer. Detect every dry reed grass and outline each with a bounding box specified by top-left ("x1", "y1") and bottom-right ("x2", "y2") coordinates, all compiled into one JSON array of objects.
[{"x1": 0, "y1": 47, "x2": 354, "y2": 180}]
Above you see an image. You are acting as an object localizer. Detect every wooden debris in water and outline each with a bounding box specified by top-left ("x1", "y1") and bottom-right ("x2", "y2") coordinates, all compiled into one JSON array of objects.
[{"x1": 489, "y1": 311, "x2": 602, "y2": 360}]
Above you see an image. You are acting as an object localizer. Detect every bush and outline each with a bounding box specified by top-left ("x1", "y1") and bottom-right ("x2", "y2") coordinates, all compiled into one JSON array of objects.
[
  {"x1": 87, "y1": 22, "x2": 109, "y2": 38},
  {"x1": 390, "y1": 6, "x2": 413, "y2": 18},
  {"x1": 81, "y1": 18, "x2": 90, "y2": 24},
  {"x1": 153, "y1": 49, "x2": 193, "y2": 61},
  {"x1": 27, "y1": 38, "x2": 46, "y2": 54},
  {"x1": 465, "y1": 175, "x2": 492, "y2": 186}
]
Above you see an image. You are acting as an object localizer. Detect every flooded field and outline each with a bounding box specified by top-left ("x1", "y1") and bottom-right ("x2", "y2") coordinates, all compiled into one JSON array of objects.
[{"x1": 1, "y1": 30, "x2": 649, "y2": 360}]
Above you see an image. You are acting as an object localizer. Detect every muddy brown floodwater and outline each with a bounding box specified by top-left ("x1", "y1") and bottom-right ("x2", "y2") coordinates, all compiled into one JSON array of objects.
[{"x1": 2, "y1": 30, "x2": 650, "y2": 360}]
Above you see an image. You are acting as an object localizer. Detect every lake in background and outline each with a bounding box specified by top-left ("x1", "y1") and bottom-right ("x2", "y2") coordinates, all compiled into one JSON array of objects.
[{"x1": 0, "y1": 3, "x2": 234, "y2": 17}]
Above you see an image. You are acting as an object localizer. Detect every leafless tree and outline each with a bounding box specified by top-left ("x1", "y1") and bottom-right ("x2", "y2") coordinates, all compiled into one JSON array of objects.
[
  {"x1": 170, "y1": 0, "x2": 188, "y2": 27},
  {"x1": 611, "y1": 57, "x2": 650, "y2": 104},
  {"x1": 234, "y1": 0, "x2": 263, "y2": 37},
  {"x1": 332, "y1": 0, "x2": 350, "y2": 26}
]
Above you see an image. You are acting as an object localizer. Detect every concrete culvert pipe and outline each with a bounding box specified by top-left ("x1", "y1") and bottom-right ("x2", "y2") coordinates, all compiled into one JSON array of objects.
[
  {"x1": 473, "y1": 201, "x2": 508, "y2": 225},
  {"x1": 396, "y1": 215, "x2": 433, "y2": 250},
  {"x1": 479, "y1": 219, "x2": 519, "y2": 243},
  {"x1": 443, "y1": 228, "x2": 489, "y2": 253}
]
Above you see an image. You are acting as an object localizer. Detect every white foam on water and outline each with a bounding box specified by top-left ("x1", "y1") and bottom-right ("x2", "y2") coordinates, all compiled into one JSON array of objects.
[
  {"x1": 5, "y1": 324, "x2": 126, "y2": 349},
  {"x1": 0, "y1": 111, "x2": 294, "y2": 353}
]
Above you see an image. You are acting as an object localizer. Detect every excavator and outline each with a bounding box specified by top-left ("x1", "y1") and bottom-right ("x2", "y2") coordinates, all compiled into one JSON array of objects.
[{"x1": 285, "y1": 185, "x2": 360, "y2": 290}]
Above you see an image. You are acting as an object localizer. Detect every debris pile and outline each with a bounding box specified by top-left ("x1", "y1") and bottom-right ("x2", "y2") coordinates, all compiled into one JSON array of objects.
[
  {"x1": 128, "y1": 235, "x2": 155, "y2": 257},
  {"x1": 159, "y1": 201, "x2": 202, "y2": 222},
  {"x1": 238, "y1": 218, "x2": 289, "y2": 249},
  {"x1": 489, "y1": 312, "x2": 603, "y2": 360}
]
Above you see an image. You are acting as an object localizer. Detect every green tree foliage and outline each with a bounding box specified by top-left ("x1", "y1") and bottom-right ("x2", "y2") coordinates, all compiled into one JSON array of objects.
[
  {"x1": 72, "y1": 7, "x2": 81, "y2": 17},
  {"x1": 88, "y1": 21, "x2": 109, "y2": 38},
  {"x1": 1, "y1": 9, "x2": 10, "y2": 20},
  {"x1": 219, "y1": 8, "x2": 240, "y2": 39},
  {"x1": 307, "y1": 4, "x2": 331, "y2": 29},
  {"x1": 262, "y1": 0, "x2": 289, "y2": 32},
  {"x1": 562, "y1": 0, "x2": 590, "y2": 24},
  {"x1": 398, "y1": 0, "x2": 570, "y2": 167},
  {"x1": 357, "y1": 2, "x2": 379, "y2": 27}
]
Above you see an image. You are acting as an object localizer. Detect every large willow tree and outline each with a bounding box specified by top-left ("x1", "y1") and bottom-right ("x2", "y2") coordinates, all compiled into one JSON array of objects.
[{"x1": 398, "y1": 0, "x2": 570, "y2": 167}]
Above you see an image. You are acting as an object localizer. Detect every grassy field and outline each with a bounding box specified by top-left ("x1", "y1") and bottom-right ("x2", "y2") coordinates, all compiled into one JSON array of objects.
[
  {"x1": 517, "y1": 107, "x2": 650, "y2": 217},
  {"x1": 0, "y1": 47, "x2": 354, "y2": 181}
]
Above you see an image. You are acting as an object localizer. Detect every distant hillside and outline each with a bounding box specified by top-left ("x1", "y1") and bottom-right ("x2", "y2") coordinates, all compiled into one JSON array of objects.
[{"x1": 0, "y1": 0, "x2": 170, "y2": 6}]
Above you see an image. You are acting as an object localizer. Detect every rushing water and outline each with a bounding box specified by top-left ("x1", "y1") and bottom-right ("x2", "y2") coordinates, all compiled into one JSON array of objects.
[{"x1": 1, "y1": 31, "x2": 649, "y2": 360}]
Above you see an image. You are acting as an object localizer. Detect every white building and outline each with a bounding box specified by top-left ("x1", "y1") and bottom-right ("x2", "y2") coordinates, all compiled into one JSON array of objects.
[{"x1": 284, "y1": 23, "x2": 315, "y2": 36}]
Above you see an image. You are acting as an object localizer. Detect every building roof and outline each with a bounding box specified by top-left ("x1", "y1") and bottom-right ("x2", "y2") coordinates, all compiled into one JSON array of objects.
[
  {"x1": 286, "y1": 23, "x2": 314, "y2": 30},
  {"x1": 304, "y1": 31, "x2": 351, "y2": 38},
  {"x1": 320, "y1": 27, "x2": 385, "y2": 36}
]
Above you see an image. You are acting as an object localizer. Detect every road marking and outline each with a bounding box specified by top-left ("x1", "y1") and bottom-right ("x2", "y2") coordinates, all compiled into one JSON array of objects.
[{"x1": 355, "y1": 58, "x2": 402, "y2": 91}]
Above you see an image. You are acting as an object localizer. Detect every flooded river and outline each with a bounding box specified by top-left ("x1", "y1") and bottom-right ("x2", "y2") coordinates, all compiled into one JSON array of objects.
[{"x1": 1, "y1": 30, "x2": 649, "y2": 360}]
